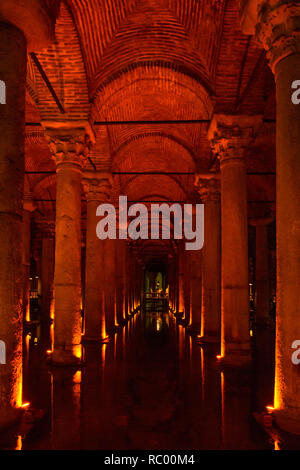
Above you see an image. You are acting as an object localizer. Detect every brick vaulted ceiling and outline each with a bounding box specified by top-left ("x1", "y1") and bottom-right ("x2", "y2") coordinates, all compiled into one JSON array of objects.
[{"x1": 25, "y1": 0, "x2": 276, "y2": 244}]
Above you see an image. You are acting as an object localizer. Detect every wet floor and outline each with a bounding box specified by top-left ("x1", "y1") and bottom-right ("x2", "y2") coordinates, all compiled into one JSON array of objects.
[{"x1": 0, "y1": 312, "x2": 282, "y2": 450}]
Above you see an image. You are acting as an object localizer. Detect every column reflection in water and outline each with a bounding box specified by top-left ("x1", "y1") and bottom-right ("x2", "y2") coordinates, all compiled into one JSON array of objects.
[
  {"x1": 220, "y1": 369, "x2": 270, "y2": 450},
  {"x1": 50, "y1": 368, "x2": 81, "y2": 449}
]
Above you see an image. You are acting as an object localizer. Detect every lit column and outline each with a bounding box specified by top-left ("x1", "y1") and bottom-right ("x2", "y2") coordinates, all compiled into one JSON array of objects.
[
  {"x1": 241, "y1": 0, "x2": 300, "y2": 432},
  {"x1": 0, "y1": 0, "x2": 57, "y2": 428},
  {"x1": 45, "y1": 124, "x2": 93, "y2": 364},
  {"x1": 196, "y1": 177, "x2": 221, "y2": 342},
  {"x1": 83, "y1": 174, "x2": 111, "y2": 342},
  {"x1": 249, "y1": 216, "x2": 273, "y2": 325},
  {"x1": 22, "y1": 197, "x2": 36, "y2": 322},
  {"x1": 115, "y1": 239, "x2": 127, "y2": 326},
  {"x1": 208, "y1": 115, "x2": 261, "y2": 366},
  {"x1": 183, "y1": 251, "x2": 191, "y2": 325},
  {"x1": 104, "y1": 237, "x2": 117, "y2": 334},
  {"x1": 188, "y1": 249, "x2": 202, "y2": 334},
  {"x1": 38, "y1": 219, "x2": 55, "y2": 349},
  {"x1": 177, "y1": 243, "x2": 185, "y2": 316}
]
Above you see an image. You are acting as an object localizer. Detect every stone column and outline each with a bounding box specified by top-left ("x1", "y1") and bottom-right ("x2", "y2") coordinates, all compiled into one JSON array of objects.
[
  {"x1": 0, "y1": 0, "x2": 57, "y2": 429},
  {"x1": 196, "y1": 177, "x2": 221, "y2": 342},
  {"x1": 177, "y1": 244, "x2": 185, "y2": 316},
  {"x1": 0, "y1": 22, "x2": 26, "y2": 428},
  {"x1": 115, "y1": 240, "x2": 127, "y2": 326},
  {"x1": 22, "y1": 198, "x2": 36, "y2": 322},
  {"x1": 208, "y1": 115, "x2": 261, "y2": 366},
  {"x1": 249, "y1": 216, "x2": 273, "y2": 325},
  {"x1": 37, "y1": 219, "x2": 55, "y2": 349},
  {"x1": 187, "y1": 249, "x2": 202, "y2": 334},
  {"x1": 45, "y1": 124, "x2": 93, "y2": 364},
  {"x1": 104, "y1": 237, "x2": 117, "y2": 334},
  {"x1": 83, "y1": 174, "x2": 111, "y2": 341},
  {"x1": 241, "y1": 1, "x2": 300, "y2": 433}
]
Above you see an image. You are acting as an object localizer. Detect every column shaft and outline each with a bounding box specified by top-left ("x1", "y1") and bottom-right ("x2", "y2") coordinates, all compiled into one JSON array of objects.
[
  {"x1": 221, "y1": 156, "x2": 249, "y2": 360},
  {"x1": 255, "y1": 224, "x2": 269, "y2": 324},
  {"x1": 274, "y1": 52, "x2": 300, "y2": 430},
  {"x1": 0, "y1": 22, "x2": 27, "y2": 427},
  {"x1": 54, "y1": 162, "x2": 82, "y2": 362}
]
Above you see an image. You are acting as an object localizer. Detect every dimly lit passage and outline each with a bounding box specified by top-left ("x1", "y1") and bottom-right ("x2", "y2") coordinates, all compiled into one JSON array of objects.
[{"x1": 0, "y1": 0, "x2": 300, "y2": 451}]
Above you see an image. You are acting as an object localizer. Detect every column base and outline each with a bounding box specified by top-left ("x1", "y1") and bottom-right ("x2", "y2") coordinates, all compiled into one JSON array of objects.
[
  {"x1": 49, "y1": 348, "x2": 82, "y2": 366},
  {"x1": 218, "y1": 350, "x2": 252, "y2": 368},
  {"x1": 0, "y1": 407, "x2": 22, "y2": 431},
  {"x1": 274, "y1": 409, "x2": 300, "y2": 435}
]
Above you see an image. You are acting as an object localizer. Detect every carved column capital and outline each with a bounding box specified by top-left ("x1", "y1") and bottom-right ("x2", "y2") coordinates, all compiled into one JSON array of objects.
[
  {"x1": 194, "y1": 176, "x2": 220, "y2": 202},
  {"x1": 256, "y1": 2, "x2": 300, "y2": 73},
  {"x1": 43, "y1": 122, "x2": 95, "y2": 170},
  {"x1": 82, "y1": 172, "x2": 112, "y2": 202},
  {"x1": 240, "y1": 1, "x2": 300, "y2": 73},
  {"x1": 36, "y1": 216, "x2": 55, "y2": 239},
  {"x1": 208, "y1": 114, "x2": 262, "y2": 168}
]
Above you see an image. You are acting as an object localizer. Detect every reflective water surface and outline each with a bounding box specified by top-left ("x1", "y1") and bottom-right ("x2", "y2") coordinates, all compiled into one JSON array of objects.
[{"x1": 0, "y1": 312, "x2": 293, "y2": 450}]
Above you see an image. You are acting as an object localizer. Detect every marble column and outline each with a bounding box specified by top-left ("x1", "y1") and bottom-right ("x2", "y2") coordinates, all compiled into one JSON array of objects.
[
  {"x1": 115, "y1": 240, "x2": 127, "y2": 325},
  {"x1": 177, "y1": 244, "x2": 185, "y2": 316},
  {"x1": 196, "y1": 177, "x2": 221, "y2": 342},
  {"x1": 0, "y1": 22, "x2": 26, "y2": 428},
  {"x1": 0, "y1": 0, "x2": 56, "y2": 429},
  {"x1": 83, "y1": 174, "x2": 111, "y2": 341},
  {"x1": 45, "y1": 125, "x2": 93, "y2": 365},
  {"x1": 242, "y1": 0, "x2": 300, "y2": 433},
  {"x1": 208, "y1": 115, "x2": 261, "y2": 366},
  {"x1": 22, "y1": 198, "x2": 36, "y2": 322},
  {"x1": 38, "y1": 219, "x2": 55, "y2": 349},
  {"x1": 249, "y1": 216, "x2": 273, "y2": 325},
  {"x1": 187, "y1": 249, "x2": 202, "y2": 334},
  {"x1": 104, "y1": 237, "x2": 117, "y2": 334}
]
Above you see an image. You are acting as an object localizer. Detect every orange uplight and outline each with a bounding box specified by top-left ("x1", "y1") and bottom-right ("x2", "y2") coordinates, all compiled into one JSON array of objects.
[
  {"x1": 46, "y1": 349, "x2": 52, "y2": 354},
  {"x1": 266, "y1": 405, "x2": 275, "y2": 412},
  {"x1": 15, "y1": 435, "x2": 22, "y2": 451},
  {"x1": 21, "y1": 402, "x2": 30, "y2": 408},
  {"x1": 216, "y1": 355, "x2": 222, "y2": 359}
]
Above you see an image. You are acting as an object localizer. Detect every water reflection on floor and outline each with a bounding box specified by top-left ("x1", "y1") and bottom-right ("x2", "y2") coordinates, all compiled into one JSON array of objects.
[{"x1": 0, "y1": 312, "x2": 280, "y2": 450}]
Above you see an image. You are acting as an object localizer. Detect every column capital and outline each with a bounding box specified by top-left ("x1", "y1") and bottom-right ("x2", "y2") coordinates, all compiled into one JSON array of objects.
[
  {"x1": 23, "y1": 196, "x2": 36, "y2": 213},
  {"x1": 43, "y1": 122, "x2": 95, "y2": 170},
  {"x1": 240, "y1": 1, "x2": 300, "y2": 73},
  {"x1": 208, "y1": 114, "x2": 262, "y2": 166},
  {"x1": 194, "y1": 176, "x2": 220, "y2": 202},
  {"x1": 36, "y1": 217, "x2": 55, "y2": 238},
  {"x1": 82, "y1": 172, "x2": 112, "y2": 202},
  {"x1": 249, "y1": 215, "x2": 275, "y2": 226}
]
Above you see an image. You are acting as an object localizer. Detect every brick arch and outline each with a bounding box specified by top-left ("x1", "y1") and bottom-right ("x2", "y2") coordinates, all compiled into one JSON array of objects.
[
  {"x1": 124, "y1": 175, "x2": 187, "y2": 202},
  {"x1": 30, "y1": 1, "x2": 90, "y2": 121},
  {"x1": 112, "y1": 132, "x2": 196, "y2": 168},
  {"x1": 93, "y1": 63, "x2": 213, "y2": 122},
  {"x1": 112, "y1": 133, "x2": 195, "y2": 200}
]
